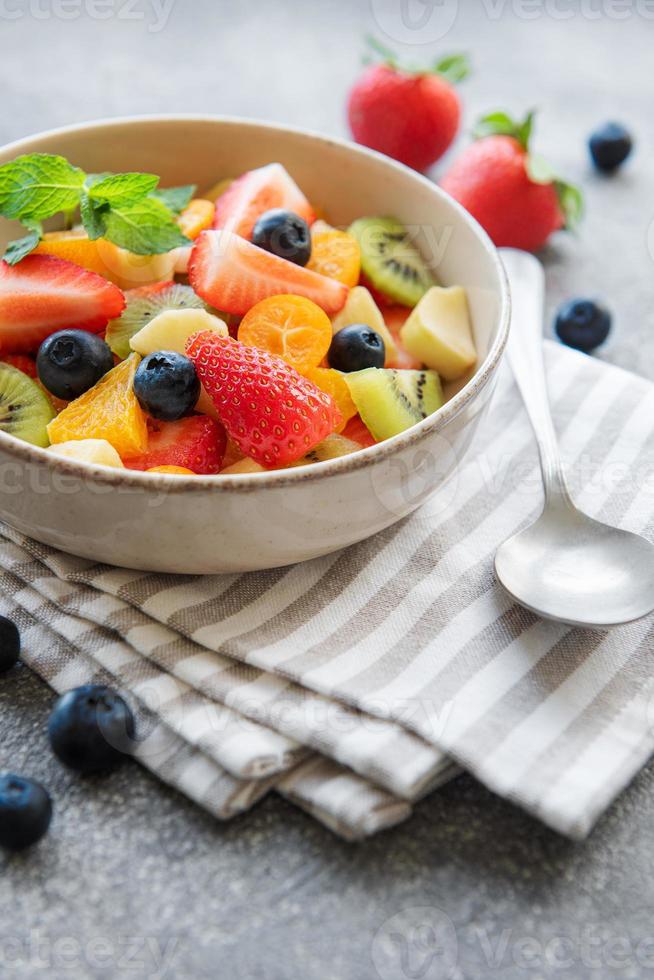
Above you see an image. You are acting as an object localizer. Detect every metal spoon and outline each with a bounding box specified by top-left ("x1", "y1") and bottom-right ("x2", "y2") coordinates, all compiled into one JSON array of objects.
[{"x1": 494, "y1": 248, "x2": 654, "y2": 627}]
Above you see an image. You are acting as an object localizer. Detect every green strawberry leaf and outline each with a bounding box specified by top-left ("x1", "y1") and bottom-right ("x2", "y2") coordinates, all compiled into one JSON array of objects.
[
  {"x1": 101, "y1": 197, "x2": 191, "y2": 254},
  {"x1": 433, "y1": 53, "x2": 470, "y2": 83},
  {"x1": 473, "y1": 110, "x2": 535, "y2": 151},
  {"x1": 0, "y1": 153, "x2": 85, "y2": 221},
  {"x1": 150, "y1": 184, "x2": 197, "y2": 215},
  {"x1": 88, "y1": 172, "x2": 159, "y2": 206},
  {"x1": 3, "y1": 220, "x2": 42, "y2": 265},
  {"x1": 555, "y1": 180, "x2": 584, "y2": 231},
  {"x1": 365, "y1": 36, "x2": 470, "y2": 83},
  {"x1": 365, "y1": 34, "x2": 399, "y2": 69},
  {"x1": 525, "y1": 152, "x2": 557, "y2": 185}
]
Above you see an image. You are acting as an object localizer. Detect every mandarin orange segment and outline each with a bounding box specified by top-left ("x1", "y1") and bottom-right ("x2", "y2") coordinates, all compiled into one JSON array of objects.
[
  {"x1": 307, "y1": 227, "x2": 361, "y2": 287},
  {"x1": 238, "y1": 294, "x2": 332, "y2": 373},
  {"x1": 177, "y1": 199, "x2": 216, "y2": 239},
  {"x1": 147, "y1": 465, "x2": 195, "y2": 475},
  {"x1": 304, "y1": 367, "x2": 358, "y2": 433},
  {"x1": 47, "y1": 353, "x2": 148, "y2": 458},
  {"x1": 35, "y1": 231, "x2": 121, "y2": 284}
]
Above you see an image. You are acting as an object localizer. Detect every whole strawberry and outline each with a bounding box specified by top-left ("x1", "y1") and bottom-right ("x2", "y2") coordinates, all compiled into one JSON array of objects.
[
  {"x1": 441, "y1": 110, "x2": 582, "y2": 252},
  {"x1": 348, "y1": 37, "x2": 469, "y2": 172},
  {"x1": 185, "y1": 332, "x2": 341, "y2": 469}
]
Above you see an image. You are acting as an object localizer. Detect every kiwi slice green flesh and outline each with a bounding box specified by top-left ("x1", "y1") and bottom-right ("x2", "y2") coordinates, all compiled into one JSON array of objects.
[
  {"x1": 348, "y1": 217, "x2": 437, "y2": 308},
  {"x1": 106, "y1": 283, "x2": 208, "y2": 359},
  {"x1": 345, "y1": 368, "x2": 444, "y2": 442},
  {"x1": 301, "y1": 434, "x2": 362, "y2": 464},
  {"x1": 0, "y1": 363, "x2": 55, "y2": 448}
]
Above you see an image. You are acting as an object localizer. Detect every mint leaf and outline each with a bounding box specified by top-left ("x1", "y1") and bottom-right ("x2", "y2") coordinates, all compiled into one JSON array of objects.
[
  {"x1": 556, "y1": 180, "x2": 584, "y2": 231},
  {"x1": 433, "y1": 53, "x2": 470, "y2": 83},
  {"x1": 0, "y1": 153, "x2": 84, "y2": 221},
  {"x1": 88, "y1": 172, "x2": 159, "y2": 206},
  {"x1": 4, "y1": 221, "x2": 42, "y2": 265},
  {"x1": 80, "y1": 193, "x2": 108, "y2": 240},
  {"x1": 150, "y1": 184, "x2": 196, "y2": 215},
  {"x1": 102, "y1": 197, "x2": 191, "y2": 254}
]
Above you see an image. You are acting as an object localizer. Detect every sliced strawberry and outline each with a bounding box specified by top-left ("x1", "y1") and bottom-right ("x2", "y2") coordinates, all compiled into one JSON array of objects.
[
  {"x1": 342, "y1": 414, "x2": 377, "y2": 448},
  {"x1": 186, "y1": 332, "x2": 341, "y2": 468},
  {"x1": 213, "y1": 163, "x2": 315, "y2": 240},
  {"x1": 380, "y1": 304, "x2": 424, "y2": 370},
  {"x1": 0, "y1": 255, "x2": 125, "y2": 354},
  {"x1": 1, "y1": 353, "x2": 38, "y2": 378},
  {"x1": 123, "y1": 416, "x2": 226, "y2": 474},
  {"x1": 189, "y1": 230, "x2": 348, "y2": 317}
]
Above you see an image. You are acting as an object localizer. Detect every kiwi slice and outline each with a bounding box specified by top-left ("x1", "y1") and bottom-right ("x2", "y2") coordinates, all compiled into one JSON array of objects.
[
  {"x1": 348, "y1": 217, "x2": 437, "y2": 308},
  {"x1": 106, "y1": 283, "x2": 208, "y2": 359},
  {"x1": 344, "y1": 368, "x2": 444, "y2": 441},
  {"x1": 0, "y1": 363, "x2": 55, "y2": 448},
  {"x1": 301, "y1": 434, "x2": 362, "y2": 464}
]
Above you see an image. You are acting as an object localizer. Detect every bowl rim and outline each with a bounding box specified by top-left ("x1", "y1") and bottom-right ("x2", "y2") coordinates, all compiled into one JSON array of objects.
[{"x1": 0, "y1": 113, "x2": 511, "y2": 492}]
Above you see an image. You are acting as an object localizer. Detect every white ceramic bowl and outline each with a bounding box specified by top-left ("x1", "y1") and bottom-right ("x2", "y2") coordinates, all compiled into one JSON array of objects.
[{"x1": 0, "y1": 116, "x2": 509, "y2": 573}]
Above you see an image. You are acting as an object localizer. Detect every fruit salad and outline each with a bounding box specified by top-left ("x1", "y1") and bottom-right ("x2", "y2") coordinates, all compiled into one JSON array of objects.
[{"x1": 0, "y1": 155, "x2": 478, "y2": 475}]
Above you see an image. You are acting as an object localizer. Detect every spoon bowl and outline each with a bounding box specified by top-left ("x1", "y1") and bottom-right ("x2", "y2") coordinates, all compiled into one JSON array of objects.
[
  {"x1": 495, "y1": 249, "x2": 654, "y2": 628},
  {"x1": 496, "y1": 504, "x2": 654, "y2": 627}
]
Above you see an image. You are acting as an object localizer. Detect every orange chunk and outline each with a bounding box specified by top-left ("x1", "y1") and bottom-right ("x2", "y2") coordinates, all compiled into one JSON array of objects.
[
  {"x1": 35, "y1": 231, "x2": 121, "y2": 283},
  {"x1": 147, "y1": 465, "x2": 195, "y2": 475},
  {"x1": 178, "y1": 199, "x2": 216, "y2": 239},
  {"x1": 238, "y1": 294, "x2": 332, "y2": 373},
  {"x1": 47, "y1": 353, "x2": 148, "y2": 458},
  {"x1": 307, "y1": 227, "x2": 361, "y2": 287},
  {"x1": 303, "y1": 367, "x2": 357, "y2": 434}
]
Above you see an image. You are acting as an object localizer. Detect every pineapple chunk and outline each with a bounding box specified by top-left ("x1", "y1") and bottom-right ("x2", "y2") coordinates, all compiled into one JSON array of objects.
[
  {"x1": 400, "y1": 286, "x2": 476, "y2": 382},
  {"x1": 221, "y1": 458, "x2": 265, "y2": 475},
  {"x1": 130, "y1": 308, "x2": 228, "y2": 421},
  {"x1": 129, "y1": 308, "x2": 228, "y2": 357},
  {"x1": 331, "y1": 286, "x2": 398, "y2": 365},
  {"x1": 48, "y1": 439, "x2": 124, "y2": 468},
  {"x1": 95, "y1": 240, "x2": 178, "y2": 290}
]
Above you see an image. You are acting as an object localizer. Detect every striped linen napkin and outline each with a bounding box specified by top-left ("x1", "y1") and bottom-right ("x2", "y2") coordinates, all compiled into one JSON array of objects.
[
  {"x1": 2, "y1": 340, "x2": 653, "y2": 838},
  {"x1": 0, "y1": 584, "x2": 413, "y2": 839}
]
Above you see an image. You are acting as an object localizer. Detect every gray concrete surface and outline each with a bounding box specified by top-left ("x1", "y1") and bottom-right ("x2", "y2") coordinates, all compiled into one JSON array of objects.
[{"x1": 0, "y1": 2, "x2": 653, "y2": 977}]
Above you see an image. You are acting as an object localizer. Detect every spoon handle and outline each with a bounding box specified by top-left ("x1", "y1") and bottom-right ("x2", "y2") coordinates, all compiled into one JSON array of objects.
[{"x1": 499, "y1": 248, "x2": 572, "y2": 507}]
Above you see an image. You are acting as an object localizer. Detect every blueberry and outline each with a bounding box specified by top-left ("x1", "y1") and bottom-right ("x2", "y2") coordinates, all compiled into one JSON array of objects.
[
  {"x1": 48, "y1": 685, "x2": 135, "y2": 774},
  {"x1": 0, "y1": 774, "x2": 52, "y2": 850},
  {"x1": 252, "y1": 209, "x2": 312, "y2": 266},
  {"x1": 37, "y1": 330, "x2": 114, "y2": 400},
  {"x1": 133, "y1": 351, "x2": 200, "y2": 421},
  {"x1": 328, "y1": 324, "x2": 386, "y2": 372},
  {"x1": 555, "y1": 299, "x2": 612, "y2": 353},
  {"x1": 0, "y1": 616, "x2": 20, "y2": 674},
  {"x1": 589, "y1": 122, "x2": 633, "y2": 173}
]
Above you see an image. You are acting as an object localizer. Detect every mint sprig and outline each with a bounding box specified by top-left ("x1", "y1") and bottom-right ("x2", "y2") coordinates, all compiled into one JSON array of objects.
[
  {"x1": 0, "y1": 154, "x2": 85, "y2": 221},
  {"x1": 0, "y1": 153, "x2": 193, "y2": 265},
  {"x1": 473, "y1": 110, "x2": 584, "y2": 230},
  {"x1": 151, "y1": 184, "x2": 196, "y2": 215},
  {"x1": 4, "y1": 221, "x2": 42, "y2": 264}
]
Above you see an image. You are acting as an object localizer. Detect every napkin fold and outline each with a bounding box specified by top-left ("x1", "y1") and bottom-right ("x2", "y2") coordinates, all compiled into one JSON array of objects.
[{"x1": 2, "y1": 341, "x2": 653, "y2": 839}]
